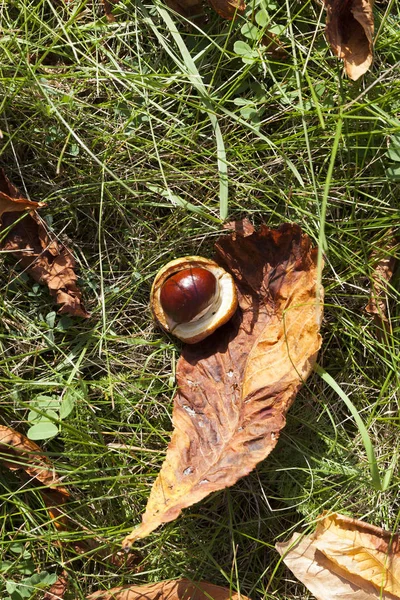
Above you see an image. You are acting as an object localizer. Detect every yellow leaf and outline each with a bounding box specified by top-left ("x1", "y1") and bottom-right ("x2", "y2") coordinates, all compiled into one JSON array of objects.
[{"x1": 276, "y1": 512, "x2": 400, "y2": 600}]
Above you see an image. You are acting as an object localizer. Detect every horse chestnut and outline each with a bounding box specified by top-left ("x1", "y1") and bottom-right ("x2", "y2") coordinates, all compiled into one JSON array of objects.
[
  {"x1": 160, "y1": 267, "x2": 217, "y2": 324},
  {"x1": 151, "y1": 256, "x2": 238, "y2": 344}
]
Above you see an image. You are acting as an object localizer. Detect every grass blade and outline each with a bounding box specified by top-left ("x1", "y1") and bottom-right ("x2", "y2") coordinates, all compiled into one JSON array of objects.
[{"x1": 314, "y1": 364, "x2": 383, "y2": 492}]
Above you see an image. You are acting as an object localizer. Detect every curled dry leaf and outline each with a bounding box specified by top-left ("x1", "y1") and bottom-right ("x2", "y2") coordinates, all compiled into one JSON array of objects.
[
  {"x1": 0, "y1": 425, "x2": 142, "y2": 567},
  {"x1": 365, "y1": 233, "x2": 398, "y2": 338},
  {"x1": 87, "y1": 579, "x2": 250, "y2": 600},
  {"x1": 324, "y1": 0, "x2": 374, "y2": 80},
  {"x1": 0, "y1": 169, "x2": 89, "y2": 318},
  {"x1": 0, "y1": 425, "x2": 69, "y2": 528},
  {"x1": 123, "y1": 223, "x2": 323, "y2": 547},
  {"x1": 276, "y1": 512, "x2": 400, "y2": 600}
]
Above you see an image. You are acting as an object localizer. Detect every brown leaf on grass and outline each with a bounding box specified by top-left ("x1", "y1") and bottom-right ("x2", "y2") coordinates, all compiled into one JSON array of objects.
[
  {"x1": 276, "y1": 512, "x2": 400, "y2": 600},
  {"x1": 0, "y1": 425, "x2": 69, "y2": 528},
  {"x1": 365, "y1": 233, "x2": 398, "y2": 337},
  {"x1": 164, "y1": 0, "x2": 204, "y2": 19},
  {"x1": 123, "y1": 223, "x2": 323, "y2": 548},
  {"x1": 208, "y1": 0, "x2": 245, "y2": 19},
  {"x1": 261, "y1": 31, "x2": 288, "y2": 59},
  {"x1": 163, "y1": 0, "x2": 244, "y2": 20},
  {"x1": 324, "y1": 0, "x2": 374, "y2": 80},
  {"x1": 87, "y1": 579, "x2": 250, "y2": 600},
  {"x1": 102, "y1": 0, "x2": 117, "y2": 21},
  {"x1": 0, "y1": 424, "x2": 142, "y2": 566},
  {"x1": 0, "y1": 173, "x2": 45, "y2": 221},
  {"x1": 0, "y1": 169, "x2": 89, "y2": 318},
  {"x1": 43, "y1": 572, "x2": 69, "y2": 600}
]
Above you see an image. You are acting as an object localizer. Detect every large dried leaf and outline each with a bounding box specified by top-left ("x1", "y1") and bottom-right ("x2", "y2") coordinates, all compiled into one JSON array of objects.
[
  {"x1": 87, "y1": 579, "x2": 250, "y2": 600},
  {"x1": 276, "y1": 512, "x2": 400, "y2": 600},
  {"x1": 365, "y1": 233, "x2": 398, "y2": 338},
  {"x1": 123, "y1": 223, "x2": 323, "y2": 547},
  {"x1": 324, "y1": 0, "x2": 374, "y2": 80},
  {"x1": 0, "y1": 169, "x2": 89, "y2": 318}
]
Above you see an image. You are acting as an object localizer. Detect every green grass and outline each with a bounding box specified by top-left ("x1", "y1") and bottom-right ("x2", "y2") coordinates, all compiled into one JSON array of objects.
[{"x1": 0, "y1": 0, "x2": 399, "y2": 598}]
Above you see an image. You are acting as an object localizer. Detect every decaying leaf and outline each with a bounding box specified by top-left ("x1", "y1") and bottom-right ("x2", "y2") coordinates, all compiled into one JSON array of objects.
[
  {"x1": 0, "y1": 425, "x2": 69, "y2": 527},
  {"x1": 163, "y1": 0, "x2": 244, "y2": 20},
  {"x1": 87, "y1": 579, "x2": 250, "y2": 600},
  {"x1": 102, "y1": 0, "x2": 118, "y2": 21},
  {"x1": 324, "y1": 0, "x2": 374, "y2": 80},
  {"x1": 0, "y1": 169, "x2": 89, "y2": 318},
  {"x1": 43, "y1": 572, "x2": 69, "y2": 600},
  {"x1": 0, "y1": 190, "x2": 45, "y2": 222},
  {"x1": 208, "y1": 0, "x2": 245, "y2": 19},
  {"x1": 123, "y1": 223, "x2": 323, "y2": 547},
  {"x1": 365, "y1": 233, "x2": 398, "y2": 338},
  {"x1": 261, "y1": 31, "x2": 288, "y2": 59},
  {"x1": 276, "y1": 512, "x2": 400, "y2": 600},
  {"x1": 164, "y1": 0, "x2": 204, "y2": 19}
]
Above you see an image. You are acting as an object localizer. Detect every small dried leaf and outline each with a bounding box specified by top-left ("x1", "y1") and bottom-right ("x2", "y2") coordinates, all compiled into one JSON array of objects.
[
  {"x1": 261, "y1": 31, "x2": 288, "y2": 59},
  {"x1": 0, "y1": 169, "x2": 89, "y2": 318},
  {"x1": 365, "y1": 233, "x2": 398, "y2": 338},
  {"x1": 0, "y1": 425, "x2": 69, "y2": 528},
  {"x1": 324, "y1": 0, "x2": 374, "y2": 80},
  {"x1": 165, "y1": 0, "x2": 204, "y2": 18},
  {"x1": 87, "y1": 579, "x2": 250, "y2": 600},
  {"x1": 0, "y1": 170, "x2": 45, "y2": 222},
  {"x1": 0, "y1": 424, "x2": 68, "y2": 492},
  {"x1": 208, "y1": 0, "x2": 245, "y2": 19},
  {"x1": 102, "y1": 0, "x2": 117, "y2": 21},
  {"x1": 276, "y1": 512, "x2": 400, "y2": 600},
  {"x1": 123, "y1": 223, "x2": 323, "y2": 547},
  {"x1": 43, "y1": 572, "x2": 69, "y2": 600}
]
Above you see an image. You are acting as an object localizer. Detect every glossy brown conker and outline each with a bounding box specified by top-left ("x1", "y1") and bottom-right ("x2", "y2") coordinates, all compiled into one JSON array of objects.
[{"x1": 160, "y1": 267, "x2": 217, "y2": 324}]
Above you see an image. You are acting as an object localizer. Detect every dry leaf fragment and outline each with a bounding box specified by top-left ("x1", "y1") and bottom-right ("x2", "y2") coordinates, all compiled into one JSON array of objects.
[
  {"x1": 0, "y1": 424, "x2": 68, "y2": 492},
  {"x1": 164, "y1": 0, "x2": 204, "y2": 19},
  {"x1": 123, "y1": 223, "x2": 323, "y2": 547},
  {"x1": 0, "y1": 425, "x2": 69, "y2": 528},
  {"x1": 87, "y1": 579, "x2": 250, "y2": 600},
  {"x1": 43, "y1": 572, "x2": 69, "y2": 600},
  {"x1": 324, "y1": 0, "x2": 374, "y2": 80},
  {"x1": 365, "y1": 233, "x2": 398, "y2": 337},
  {"x1": 276, "y1": 512, "x2": 400, "y2": 600},
  {"x1": 0, "y1": 169, "x2": 89, "y2": 318},
  {"x1": 208, "y1": 0, "x2": 245, "y2": 19}
]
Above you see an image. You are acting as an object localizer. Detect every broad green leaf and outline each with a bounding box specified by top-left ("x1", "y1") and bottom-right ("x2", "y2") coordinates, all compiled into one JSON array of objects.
[
  {"x1": 60, "y1": 388, "x2": 80, "y2": 419},
  {"x1": 233, "y1": 97, "x2": 251, "y2": 106},
  {"x1": 255, "y1": 9, "x2": 269, "y2": 26},
  {"x1": 387, "y1": 145, "x2": 400, "y2": 162},
  {"x1": 28, "y1": 571, "x2": 57, "y2": 586},
  {"x1": 386, "y1": 166, "x2": 400, "y2": 180},
  {"x1": 240, "y1": 106, "x2": 259, "y2": 120},
  {"x1": 241, "y1": 22, "x2": 259, "y2": 40},
  {"x1": 269, "y1": 24, "x2": 285, "y2": 35},
  {"x1": 27, "y1": 422, "x2": 59, "y2": 441},
  {"x1": 45, "y1": 311, "x2": 56, "y2": 328},
  {"x1": 234, "y1": 41, "x2": 252, "y2": 56}
]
